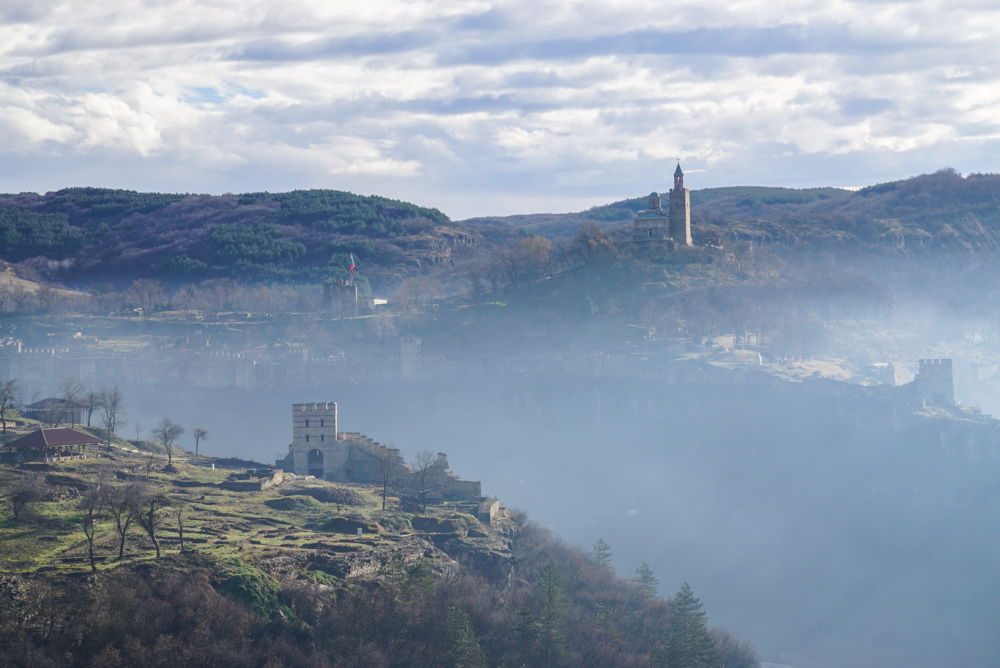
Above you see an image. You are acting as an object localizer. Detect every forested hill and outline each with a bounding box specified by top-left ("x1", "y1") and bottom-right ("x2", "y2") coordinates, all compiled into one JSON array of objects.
[
  {"x1": 3, "y1": 170, "x2": 999, "y2": 290},
  {"x1": 463, "y1": 169, "x2": 1000, "y2": 254},
  {"x1": 0, "y1": 188, "x2": 484, "y2": 286}
]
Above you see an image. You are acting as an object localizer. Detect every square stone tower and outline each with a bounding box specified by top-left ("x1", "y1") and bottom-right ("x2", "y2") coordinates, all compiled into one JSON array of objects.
[
  {"x1": 291, "y1": 402, "x2": 344, "y2": 478},
  {"x1": 669, "y1": 162, "x2": 692, "y2": 246},
  {"x1": 915, "y1": 359, "x2": 954, "y2": 405}
]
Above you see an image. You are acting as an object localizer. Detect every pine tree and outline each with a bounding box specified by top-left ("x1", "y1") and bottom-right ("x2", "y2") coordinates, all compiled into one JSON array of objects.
[
  {"x1": 535, "y1": 563, "x2": 568, "y2": 668},
  {"x1": 632, "y1": 562, "x2": 659, "y2": 597},
  {"x1": 592, "y1": 538, "x2": 613, "y2": 567},
  {"x1": 446, "y1": 606, "x2": 487, "y2": 668},
  {"x1": 515, "y1": 604, "x2": 537, "y2": 668},
  {"x1": 654, "y1": 583, "x2": 721, "y2": 668}
]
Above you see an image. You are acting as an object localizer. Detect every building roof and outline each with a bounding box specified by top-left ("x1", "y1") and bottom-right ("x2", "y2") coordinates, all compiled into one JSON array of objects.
[
  {"x1": 674, "y1": 162, "x2": 683, "y2": 176},
  {"x1": 5, "y1": 428, "x2": 103, "y2": 450}
]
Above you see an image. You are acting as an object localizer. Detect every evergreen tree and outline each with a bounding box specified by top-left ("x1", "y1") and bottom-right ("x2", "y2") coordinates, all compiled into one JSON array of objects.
[
  {"x1": 446, "y1": 606, "x2": 487, "y2": 668},
  {"x1": 654, "y1": 583, "x2": 721, "y2": 668},
  {"x1": 632, "y1": 562, "x2": 659, "y2": 597},
  {"x1": 535, "y1": 563, "x2": 569, "y2": 668},
  {"x1": 592, "y1": 538, "x2": 613, "y2": 567},
  {"x1": 515, "y1": 604, "x2": 537, "y2": 668}
]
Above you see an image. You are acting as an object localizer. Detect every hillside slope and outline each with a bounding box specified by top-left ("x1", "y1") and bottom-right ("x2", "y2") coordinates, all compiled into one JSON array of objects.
[
  {"x1": 462, "y1": 169, "x2": 1000, "y2": 255},
  {"x1": 0, "y1": 188, "x2": 496, "y2": 288},
  {"x1": 0, "y1": 455, "x2": 759, "y2": 668}
]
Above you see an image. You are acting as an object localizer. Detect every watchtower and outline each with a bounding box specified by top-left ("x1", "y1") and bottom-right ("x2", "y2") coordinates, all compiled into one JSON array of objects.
[
  {"x1": 914, "y1": 359, "x2": 954, "y2": 406},
  {"x1": 669, "y1": 162, "x2": 692, "y2": 246},
  {"x1": 290, "y1": 402, "x2": 344, "y2": 478}
]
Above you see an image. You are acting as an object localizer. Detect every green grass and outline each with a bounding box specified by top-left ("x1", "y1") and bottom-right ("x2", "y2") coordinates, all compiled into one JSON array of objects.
[{"x1": 0, "y1": 457, "x2": 488, "y2": 579}]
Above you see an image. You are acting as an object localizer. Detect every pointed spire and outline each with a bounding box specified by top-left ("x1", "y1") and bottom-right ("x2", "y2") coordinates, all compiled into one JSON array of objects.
[{"x1": 674, "y1": 161, "x2": 683, "y2": 176}]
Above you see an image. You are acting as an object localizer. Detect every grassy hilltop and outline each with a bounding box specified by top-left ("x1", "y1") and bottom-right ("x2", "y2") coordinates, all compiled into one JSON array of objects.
[{"x1": 0, "y1": 450, "x2": 759, "y2": 668}]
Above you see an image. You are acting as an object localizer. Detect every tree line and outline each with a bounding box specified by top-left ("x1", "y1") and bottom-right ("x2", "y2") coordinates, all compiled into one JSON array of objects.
[{"x1": 0, "y1": 503, "x2": 759, "y2": 668}]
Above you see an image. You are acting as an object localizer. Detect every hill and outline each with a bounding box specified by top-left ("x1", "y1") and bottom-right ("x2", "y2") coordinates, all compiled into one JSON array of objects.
[
  {"x1": 0, "y1": 454, "x2": 759, "y2": 668},
  {"x1": 461, "y1": 169, "x2": 1000, "y2": 255},
  {"x1": 0, "y1": 188, "x2": 499, "y2": 288},
  {"x1": 2, "y1": 170, "x2": 998, "y2": 296}
]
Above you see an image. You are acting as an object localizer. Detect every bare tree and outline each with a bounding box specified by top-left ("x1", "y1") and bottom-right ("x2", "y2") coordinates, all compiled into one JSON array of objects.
[
  {"x1": 0, "y1": 281, "x2": 11, "y2": 317},
  {"x1": 88, "y1": 283, "x2": 117, "y2": 316},
  {"x1": 134, "y1": 422, "x2": 142, "y2": 442},
  {"x1": 79, "y1": 487, "x2": 104, "y2": 572},
  {"x1": 486, "y1": 255, "x2": 504, "y2": 303},
  {"x1": 98, "y1": 386, "x2": 127, "y2": 447},
  {"x1": 8, "y1": 283, "x2": 32, "y2": 313},
  {"x1": 57, "y1": 377, "x2": 86, "y2": 427},
  {"x1": 192, "y1": 425, "x2": 208, "y2": 456},
  {"x1": 34, "y1": 284, "x2": 57, "y2": 313},
  {"x1": 78, "y1": 467, "x2": 111, "y2": 572},
  {"x1": 6, "y1": 473, "x2": 46, "y2": 521},
  {"x1": 412, "y1": 449, "x2": 436, "y2": 511},
  {"x1": 520, "y1": 235, "x2": 553, "y2": 279},
  {"x1": 103, "y1": 482, "x2": 142, "y2": 560},
  {"x1": 497, "y1": 245, "x2": 526, "y2": 292},
  {"x1": 369, "y1": 311, "x2": 397, "y2": 341},
  {"x1": 176, "y1": 505, "x2": 188, "y2": 552},
  {"x1": 129, "y1": 279, "x2": 167, "y2": 322},
  {"x1": 152, "y1": 417, "x2": 184, "y2": 469},
  {"x1": 464, "y1": 260, "x2": 485, "y2": 303},
  {"x1": 135, "y1": 487, "x2": 170, "y2": 559},
  {"x1": 0, "y1": 378, "x2": 20, "y2": 434},
  {"x1": 83, "y1": 390, "x2": 100, "y2": 428},
  {"x1": 374, "y1": 446, "x2": 404, "y2": 511}
]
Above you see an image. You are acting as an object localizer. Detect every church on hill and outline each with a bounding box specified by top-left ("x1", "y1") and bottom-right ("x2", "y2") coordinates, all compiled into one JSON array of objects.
[{"x1": 633, "y1": 162, "x2": 692, "y2": 246}]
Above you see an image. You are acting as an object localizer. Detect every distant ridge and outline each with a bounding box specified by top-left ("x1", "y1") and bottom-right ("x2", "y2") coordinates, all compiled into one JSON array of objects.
[{"x1": 461, "y1": 169, "x2": 1000, "y2": 252}]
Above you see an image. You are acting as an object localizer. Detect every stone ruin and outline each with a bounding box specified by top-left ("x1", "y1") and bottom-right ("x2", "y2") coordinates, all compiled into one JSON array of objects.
[{"x1": 276, "y1": 402, "x2": 482, "y2": 501}]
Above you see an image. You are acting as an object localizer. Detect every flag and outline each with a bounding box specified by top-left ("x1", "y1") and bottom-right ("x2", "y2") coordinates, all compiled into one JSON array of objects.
[{"x1": 349, "y1": 253, "x2": 355, "y2": 284}]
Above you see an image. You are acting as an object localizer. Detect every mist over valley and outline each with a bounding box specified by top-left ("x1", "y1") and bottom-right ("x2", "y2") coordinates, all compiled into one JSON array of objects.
[{"x1": 1, "y1": 169, "x2": 999, "y2": 666}]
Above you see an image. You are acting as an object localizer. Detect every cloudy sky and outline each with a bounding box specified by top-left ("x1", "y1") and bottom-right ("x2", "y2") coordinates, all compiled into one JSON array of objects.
[{"x1": 0, "y1": 0, "x2": 998, "y2": 218}]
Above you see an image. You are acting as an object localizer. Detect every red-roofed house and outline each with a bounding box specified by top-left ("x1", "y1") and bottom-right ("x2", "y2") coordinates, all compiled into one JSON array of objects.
[{"x1": 1, "y1": 428, "x2": 103, "y2": 464}]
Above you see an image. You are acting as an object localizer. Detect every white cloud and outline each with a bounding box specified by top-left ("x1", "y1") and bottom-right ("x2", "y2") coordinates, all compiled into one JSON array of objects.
[{"x1": 0, "y1": 0, "x2": 998, "y2": 217}]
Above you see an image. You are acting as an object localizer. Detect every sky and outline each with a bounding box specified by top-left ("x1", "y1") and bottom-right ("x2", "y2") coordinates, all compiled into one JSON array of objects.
[{"x1": 1, "y1": 0, "x2": 999, "y2": 219}]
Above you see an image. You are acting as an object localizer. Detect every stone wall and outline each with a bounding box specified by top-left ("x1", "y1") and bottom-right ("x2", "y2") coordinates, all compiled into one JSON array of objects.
[
  {"x1": 220, "y1": 469, "x2": 284, "y2": 492},
  {"x1": 280, "y1": 404, "x2": 482, "y2": 500}
]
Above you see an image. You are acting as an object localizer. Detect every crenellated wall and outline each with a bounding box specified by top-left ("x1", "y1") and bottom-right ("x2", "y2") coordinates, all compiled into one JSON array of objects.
[{"x1": 281, "y1": 403, "x2": 481, "y2": 500}]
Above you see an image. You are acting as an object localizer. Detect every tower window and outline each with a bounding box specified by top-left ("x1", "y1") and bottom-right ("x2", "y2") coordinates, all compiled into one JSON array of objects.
[
  {"x1": 306, "y1": 435, "x2": 310, "y2": 442},
  {"x1": 305, "y1": 419, "x2": 310, "y2": 428},
  {"x1": 321, "y1": 434, "x2": 325, "y2": 442},
  {"x1": 320, "y1": 419, "x2": 324, "y2": 427}
]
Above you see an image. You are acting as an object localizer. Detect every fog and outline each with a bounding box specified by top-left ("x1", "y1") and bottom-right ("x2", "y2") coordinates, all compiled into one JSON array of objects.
[{"x1": 112, "y1": 363, "x2": 1000, "y2": 668}]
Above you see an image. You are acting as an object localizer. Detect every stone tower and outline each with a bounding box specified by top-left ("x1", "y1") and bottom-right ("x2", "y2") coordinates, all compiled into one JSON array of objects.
[
  {"x1": 290, "y1": 402, "x2": 343, "y2": 478},
  {"x1": 914, "y1": 359, "x2": 954, "y2": 406},
  {"x1": 669, "y1": 162, "x2": 692, "y2": 246},
  {"x1": 400, "y1": 336, "x2": 422, "y2": 379}
]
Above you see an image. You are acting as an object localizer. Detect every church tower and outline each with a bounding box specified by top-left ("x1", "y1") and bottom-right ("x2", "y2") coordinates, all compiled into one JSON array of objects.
[{"x1": 669, "y1": 162, "x2": 692, "y2": 246}]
